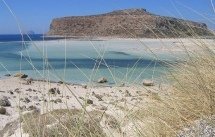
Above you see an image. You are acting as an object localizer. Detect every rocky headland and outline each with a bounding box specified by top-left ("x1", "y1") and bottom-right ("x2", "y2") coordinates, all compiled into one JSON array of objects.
[{"x1": 48, "y1": 8, "x2": 212, "y2": 38}]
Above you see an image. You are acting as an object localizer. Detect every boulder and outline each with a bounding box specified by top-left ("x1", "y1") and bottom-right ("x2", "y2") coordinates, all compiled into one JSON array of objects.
[
  {"x1": 14, "y1": 73, "x2": 22, "y2": 77},
  {"x1": 0, "y1": 96, "x2": 11, "y2": 107},
  {"x1": 48, "y1": 88, "x2": 55, "y2": 94},
  {"x1": 92, "y1": 92, "x2": 103, "y2": 101},
  {"x1": 14, "y1": 88, "x2": 21, "y2": 94},
  {"x1": 56, "y1": 89, "x2": 61, "y2": 94},
  {"x1": 19, "y1": 105, "x2": 27, "y2": 111},
  {"x1": 96, "y1": 105, "x2": 107, "y2": 111},
  {"x1": 54, "y1": 99, "x2": 62, "y2": 103},
  {"x1": 21, "y1": 74, "x2": 28, "y2": 78},
  {"x1": 9, "y1": 91, "x2": 14, "y2": 95},
  {"x1": 97, "y1": 77, "x2": 108, "y2": 83},
  {"x1": 82, "y1": 84, "x2": 87, "y2": 89},
  {"x1": 99, "y1": 106, "x2": 107, "y2": 111},
  {"x1": 125, "y1": 90, "x2": 132, "y2": 97},
  {"x1": 23, "y1": 97, "x2": 31, "y2": 103},
  {"x1": 48, "y1": 88, "x2": 60, "y2": 94},
  {"x1": 79, "y1": 97, "x2": 85, "y2": 100},
  {"x1": 27, "y1": 105, "x2": 38, "y2": 111},
  {"x1": 0, "y1": 107, "x2": 6, "y2": 114},
  {"x1": 142, "y1": 80, "x2": 154, "y2": 86},
  {"x1": 58, "y1": 81, "x2": 63, "y2": 84},
  {"x1": 26, "y1": 88, "x2": 32, "y2": 92},
  {"x1": 14, "y1": 73, "x2": 28, "y2": 78},
  {"x1": 26, "y1": 78, "x2": 33, "y2": 84},
  {"x1": 86, "y1": 99, "x2": 93, "y2": 104}
]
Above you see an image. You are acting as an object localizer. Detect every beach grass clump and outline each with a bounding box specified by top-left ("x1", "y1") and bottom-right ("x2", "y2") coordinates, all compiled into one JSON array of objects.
[
  {"x1": 171, "y1": 48, "x2": 215, "y2": 117},
  {"x1": 21, "y1": 109, "x2": 120, "y2": 137},
  {"x1": 124, "y1": 42, "x2": 215, "y2": 136}
]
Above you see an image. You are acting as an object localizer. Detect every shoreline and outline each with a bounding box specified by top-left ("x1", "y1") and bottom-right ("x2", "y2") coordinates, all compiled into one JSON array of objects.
[
  {"x1": 44, "y1": 35, "x2": 215, "y2": 40},
  {"x1": 2, "y1": 75, "x2": 143, "y2": 88},
  {"x1": 0, "y1": 37, "x2": 214, "y2": 45},
  {"x1": 25, "y1": 77, "x2": 120, "y2": 88}
]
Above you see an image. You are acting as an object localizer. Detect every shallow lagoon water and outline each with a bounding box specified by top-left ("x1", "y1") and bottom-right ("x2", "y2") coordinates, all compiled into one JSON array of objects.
[{"x1": 0, "y1": 39, "x2": 184, "y2": 85}]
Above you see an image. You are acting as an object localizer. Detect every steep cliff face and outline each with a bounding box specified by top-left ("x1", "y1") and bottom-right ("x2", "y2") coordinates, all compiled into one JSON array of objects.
[{"x1": 48, "y1": 8, "x2": 211, "y2": 38}]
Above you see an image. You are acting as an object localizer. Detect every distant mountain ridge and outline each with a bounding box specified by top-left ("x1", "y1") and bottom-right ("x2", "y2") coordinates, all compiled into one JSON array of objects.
[{"x1": 48, "y1": 8, "x2": 212, "y2": 38}]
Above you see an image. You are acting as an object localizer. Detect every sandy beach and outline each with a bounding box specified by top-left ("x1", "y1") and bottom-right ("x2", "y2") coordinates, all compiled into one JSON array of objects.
[{"x1": 0, "y1": 75, "x2": 167, "y2": 136}]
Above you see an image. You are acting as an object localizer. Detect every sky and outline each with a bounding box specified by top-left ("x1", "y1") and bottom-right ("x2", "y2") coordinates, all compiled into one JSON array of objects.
[{"x1": 0, "y1": 0, "x2": 215, "y2": 34}]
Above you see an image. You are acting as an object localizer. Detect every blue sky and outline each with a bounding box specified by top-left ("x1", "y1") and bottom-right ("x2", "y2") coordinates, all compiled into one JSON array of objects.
[{"x1": 0, "y1": 0, "x2": 214, "y2": 34}]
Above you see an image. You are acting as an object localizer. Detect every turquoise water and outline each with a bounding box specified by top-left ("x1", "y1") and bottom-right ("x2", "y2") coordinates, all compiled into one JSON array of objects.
[{"x1": 0, "y1": 39, "x2": 183, "y2": 85}]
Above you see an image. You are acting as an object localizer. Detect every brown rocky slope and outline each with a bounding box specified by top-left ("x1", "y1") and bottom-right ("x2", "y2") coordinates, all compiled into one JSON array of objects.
[{"x1": 48, "y1": 8, "x2": 212, "y2": 38}]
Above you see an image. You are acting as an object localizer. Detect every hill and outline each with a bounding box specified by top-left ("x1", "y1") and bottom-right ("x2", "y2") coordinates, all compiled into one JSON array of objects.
[{"x1": 48, "y1": 8, "x2": 212, "y2": 38}]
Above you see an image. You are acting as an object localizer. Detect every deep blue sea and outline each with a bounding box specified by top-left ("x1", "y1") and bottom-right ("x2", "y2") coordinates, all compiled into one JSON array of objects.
[
  {"x1": 0, "y1": 34, "x2": 63, "y2": 42},
  {"x1": 0, "y1": 34, "x2": 174, "y2": 85}
]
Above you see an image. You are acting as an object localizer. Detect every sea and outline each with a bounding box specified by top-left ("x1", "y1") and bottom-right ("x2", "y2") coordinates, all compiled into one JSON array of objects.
[{"x1": 0, "y1": 34, "x2": 181, "y2": 85}]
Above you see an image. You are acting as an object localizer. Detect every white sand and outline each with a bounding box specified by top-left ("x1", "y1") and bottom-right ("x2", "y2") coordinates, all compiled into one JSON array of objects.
[{"x1": 0, "y1": 77, "x2": 166, "y2": 135}]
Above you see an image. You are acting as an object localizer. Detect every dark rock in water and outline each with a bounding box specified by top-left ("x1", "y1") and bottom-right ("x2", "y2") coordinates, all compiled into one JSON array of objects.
[
  {"x1": 4, "y1": 74, "x2": 11, "y2": 77},
  {"x1": 14, "y1": 73, "x2": 28, "y2": 78},
  {"x1": 142, "y1": 80, "x2": 154, "y2": 86},
  {"x1": 98, "y1": 77, "x2": 108, "y2": 83},
  {"x1": 86, "y1": 99, "x2": 93, "y2": 104},
  {"x1": 0, "y1": 107, "x2": 6, "y2": 114},
  {"x1": 0, "y1": 96, "x2": 11, "y2": 107}
]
